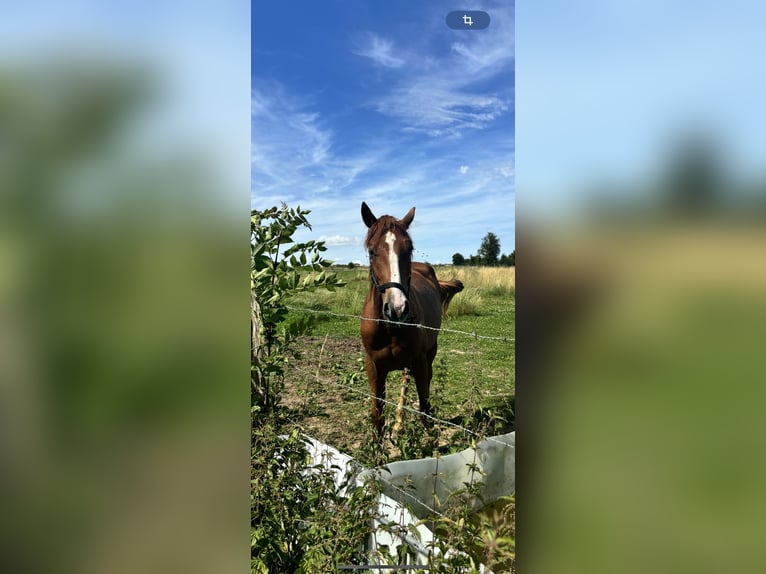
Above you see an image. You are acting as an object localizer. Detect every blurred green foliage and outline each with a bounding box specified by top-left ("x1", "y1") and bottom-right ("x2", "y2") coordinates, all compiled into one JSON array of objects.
[{"x1": 0, "y1": 43, "x2": 247, "y2": 574}]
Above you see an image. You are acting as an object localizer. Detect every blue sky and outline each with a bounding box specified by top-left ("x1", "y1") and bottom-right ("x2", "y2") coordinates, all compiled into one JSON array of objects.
[
  {"x1": 517, "y1": 1, "x2": 766, "y2": 218},
  {"x1": 251, "y1": 1, "x2": 515, "y2": 264}
]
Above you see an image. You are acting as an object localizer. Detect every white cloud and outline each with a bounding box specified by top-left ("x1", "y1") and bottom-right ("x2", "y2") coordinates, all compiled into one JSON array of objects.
[
  {"x1": 353, "y1": 32, "x2": 404, "y2": 68},
  {"x1": 363, "y1": 2, "x2": 514, "y2": 138},
  {"x1": 251, "y1": 85, "x2": 388, "y2": 202},
  {"x1": 320, "y1": 235, "x2": 362, "y2": 246},
  {"x1": 459, "y1": 165, "x2": 470, "y2": 174},
  {"x1": 450, "y1": 35, "x2": 514, "y2": 77},
  {"x1": 497, "y1": 164, "x2": 514, "y2": 178},
  {"x1": 375, "y1": 82, "x2": 509, "y2": 138},
  {"x1": 251, "y1": 87, "x2": 332, "y2": 191}
]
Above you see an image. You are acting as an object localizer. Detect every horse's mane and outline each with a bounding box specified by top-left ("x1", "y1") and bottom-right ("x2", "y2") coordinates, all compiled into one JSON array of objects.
[{"x1": 364, "y1": 215, "x2": 414, "y2": 252}]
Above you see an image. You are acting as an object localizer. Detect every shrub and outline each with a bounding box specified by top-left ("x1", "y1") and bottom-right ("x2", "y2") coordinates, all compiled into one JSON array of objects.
[{"x1": 251, "y1": 203, "x2": 343, "y2": 413}]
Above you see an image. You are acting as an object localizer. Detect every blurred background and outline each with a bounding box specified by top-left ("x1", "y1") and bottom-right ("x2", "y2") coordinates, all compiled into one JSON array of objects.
[
  {"x1": 517, "y1": 1, "x2": 766, "y2": 573},
  {"x1": 0, "y1": 2, "x2": 249, "y2": 573}
]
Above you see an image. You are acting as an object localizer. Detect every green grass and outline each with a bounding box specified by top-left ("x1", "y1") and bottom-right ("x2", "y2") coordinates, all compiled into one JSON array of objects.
[{"x1": 286, "y1": 267, "x2": 369, "y2": 337}]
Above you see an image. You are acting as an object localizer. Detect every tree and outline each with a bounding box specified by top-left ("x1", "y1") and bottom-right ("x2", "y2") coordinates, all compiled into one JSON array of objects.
[
  {"x1": 452, "y1": 252, "x2": 466, "y2": 266},
  {"x1": 478, "y1": 232, "x2": 501, "y2": 266},
  {"x1": 499, "y1": 250, "x2": 516, "y2": 267},
  {"x1": 662, "y1": 132, "x2": 723, "y2": 214}
]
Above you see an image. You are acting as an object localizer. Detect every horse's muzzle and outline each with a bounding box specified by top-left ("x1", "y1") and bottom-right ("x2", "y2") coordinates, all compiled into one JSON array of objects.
[{"x1": 383, "y1": 298, "x2": 410, "y2": 323}]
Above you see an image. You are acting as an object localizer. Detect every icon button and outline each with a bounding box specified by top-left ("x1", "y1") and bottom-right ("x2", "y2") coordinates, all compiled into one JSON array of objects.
[{"x1": 446, "y1": 11, "x2": 490, "y2": 30}]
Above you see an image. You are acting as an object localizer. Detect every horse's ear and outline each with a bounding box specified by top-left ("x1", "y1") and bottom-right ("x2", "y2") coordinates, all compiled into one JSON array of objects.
[
  {"x1": 361, "y1": 202, "x2": 377, "y2": 228},
  {"x1": 400, "y1": 207, "x2": 415, "y2": 229}
]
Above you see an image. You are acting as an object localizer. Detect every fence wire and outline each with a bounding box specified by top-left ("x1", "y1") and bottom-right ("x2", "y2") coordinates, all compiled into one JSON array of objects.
[
  {"x1": 334, "y1": 379, "x2": 514, "y2": 450},
  {"x1": 291, "y1": 362, "x2": 514, "y2": 450},
  {"x1": 285, "y1": 305, "x2": 515, "y2": 343}
]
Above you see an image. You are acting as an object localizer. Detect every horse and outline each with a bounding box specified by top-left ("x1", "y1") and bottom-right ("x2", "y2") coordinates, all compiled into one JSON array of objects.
[{"x1": 360, "y1": 202, "x2": 464, "y2": 436}]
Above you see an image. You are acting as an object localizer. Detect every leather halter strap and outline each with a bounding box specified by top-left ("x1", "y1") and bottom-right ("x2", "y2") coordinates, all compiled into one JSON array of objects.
[{"x1": 369, "y1": 266, "x2": 409, "y2": 296}]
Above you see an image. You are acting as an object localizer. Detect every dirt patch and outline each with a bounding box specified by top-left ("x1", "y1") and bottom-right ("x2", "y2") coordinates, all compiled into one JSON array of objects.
[
  {"x1": 282, "y1": 336, "x2": 372, "y2": 452},
  {"x1": 282, "y1": 335, "x2": 363, "y2": 404},
  {"x1": 282, "y1": 335, "x2": 455, "y2": 458}
]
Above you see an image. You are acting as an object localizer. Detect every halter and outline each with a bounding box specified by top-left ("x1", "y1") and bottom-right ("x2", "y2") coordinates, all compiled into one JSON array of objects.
[{"x1": 369, "y1": 265, "x2": 410, "y2": 296}]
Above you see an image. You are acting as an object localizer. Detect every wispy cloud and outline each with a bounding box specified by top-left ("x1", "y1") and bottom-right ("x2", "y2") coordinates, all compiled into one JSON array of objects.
[
  {"x1": 251, "y1": 76, "x2": 514, "y2": 261},
  {"x1": 357, "y1": 2, "x2": 514, "y2": 138},
  {"x1": 352, "y1": 32, "x2": 405, "y2": 68},
  {"x1": 251, "y1": 85, "x2": 388, "y2": 203},
  {"x1": 448, "y1": 3, "x2": 515, "y2": 79},
  {"x1": 251, "y1": 86, "x2": 332, "y2": 194},
  {"x1": 450, "y1": 40, "x2": 513, "y2": 76},
  {"x1": 320, "y1": 234, "x2": 362, "y2": 246},
  {"x1": 497, "y1": 163, "x2": 514, "y2": 178},
  {"x1": 375, "y1": 82, "x2": 509, "y2": 138}
]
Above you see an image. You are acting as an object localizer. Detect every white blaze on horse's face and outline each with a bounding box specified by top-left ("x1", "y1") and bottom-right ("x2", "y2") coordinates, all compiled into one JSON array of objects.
[{"x1": 384, "y1": 231, "x2": 409, "y2": 320}]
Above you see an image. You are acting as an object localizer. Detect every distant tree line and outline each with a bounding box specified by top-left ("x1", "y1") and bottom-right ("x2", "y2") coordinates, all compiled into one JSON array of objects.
[{"x1": 452, "y1": 232, "x2": 515, "y2": 266}]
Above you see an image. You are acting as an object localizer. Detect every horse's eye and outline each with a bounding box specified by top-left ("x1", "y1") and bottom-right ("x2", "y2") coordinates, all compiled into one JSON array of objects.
[{"x1": 369, "y1": 250, "x2": 376, "y2": 258}]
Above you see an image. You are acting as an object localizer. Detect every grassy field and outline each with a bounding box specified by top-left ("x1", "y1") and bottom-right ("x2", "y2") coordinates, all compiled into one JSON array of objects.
[{"x1": 281, "y1": 265, "x2": 515, "y2": 463}]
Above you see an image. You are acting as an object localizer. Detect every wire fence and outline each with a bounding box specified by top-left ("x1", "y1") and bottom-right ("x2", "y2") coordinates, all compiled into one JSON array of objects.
[
  {"x1": 285, "y1": 305, "x2": 515, "y2": 343},
  {"x1": 299, "y1": 368, "x2": 513, "y2": 451},
  {"x1": 284, "y1": 300, "x2": 515, "y2": 450},
  {"x1": 302, "y1": 360, "x2": 498, "y2": 552},
  {"x1": 300, "y1": 357, "x2": 511, "y2": 562},
  {"x1": 290, "y1": 358, "x2": 514, "y2": 451}
]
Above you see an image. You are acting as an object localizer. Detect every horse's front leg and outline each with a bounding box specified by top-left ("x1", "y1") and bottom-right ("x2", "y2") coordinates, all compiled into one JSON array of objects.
[
  {"x1": 411, "y1": 355, "x2": 433, "y2": 426},
  {"x1": 365, "y1": 355, "x2": 388, "y2": 438}
]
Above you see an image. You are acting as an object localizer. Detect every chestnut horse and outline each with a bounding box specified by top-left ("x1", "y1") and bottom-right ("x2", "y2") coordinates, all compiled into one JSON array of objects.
[{"x1": 360, "y1": 202, "x2": 464, "y2": 436}]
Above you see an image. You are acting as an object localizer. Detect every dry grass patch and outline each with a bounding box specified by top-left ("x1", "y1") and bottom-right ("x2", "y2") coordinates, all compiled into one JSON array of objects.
[
  {"x1": 436, "y1": 265, "x2": 515, "y2": 291},
  {"x1": 434, "y1": 266, "x2": 515, "y2": 317}
]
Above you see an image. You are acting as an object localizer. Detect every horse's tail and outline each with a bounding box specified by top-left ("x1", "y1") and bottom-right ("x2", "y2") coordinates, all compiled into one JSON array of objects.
[{"x1": 438, "y1": 279, "x2": 464, "y2": 316}]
